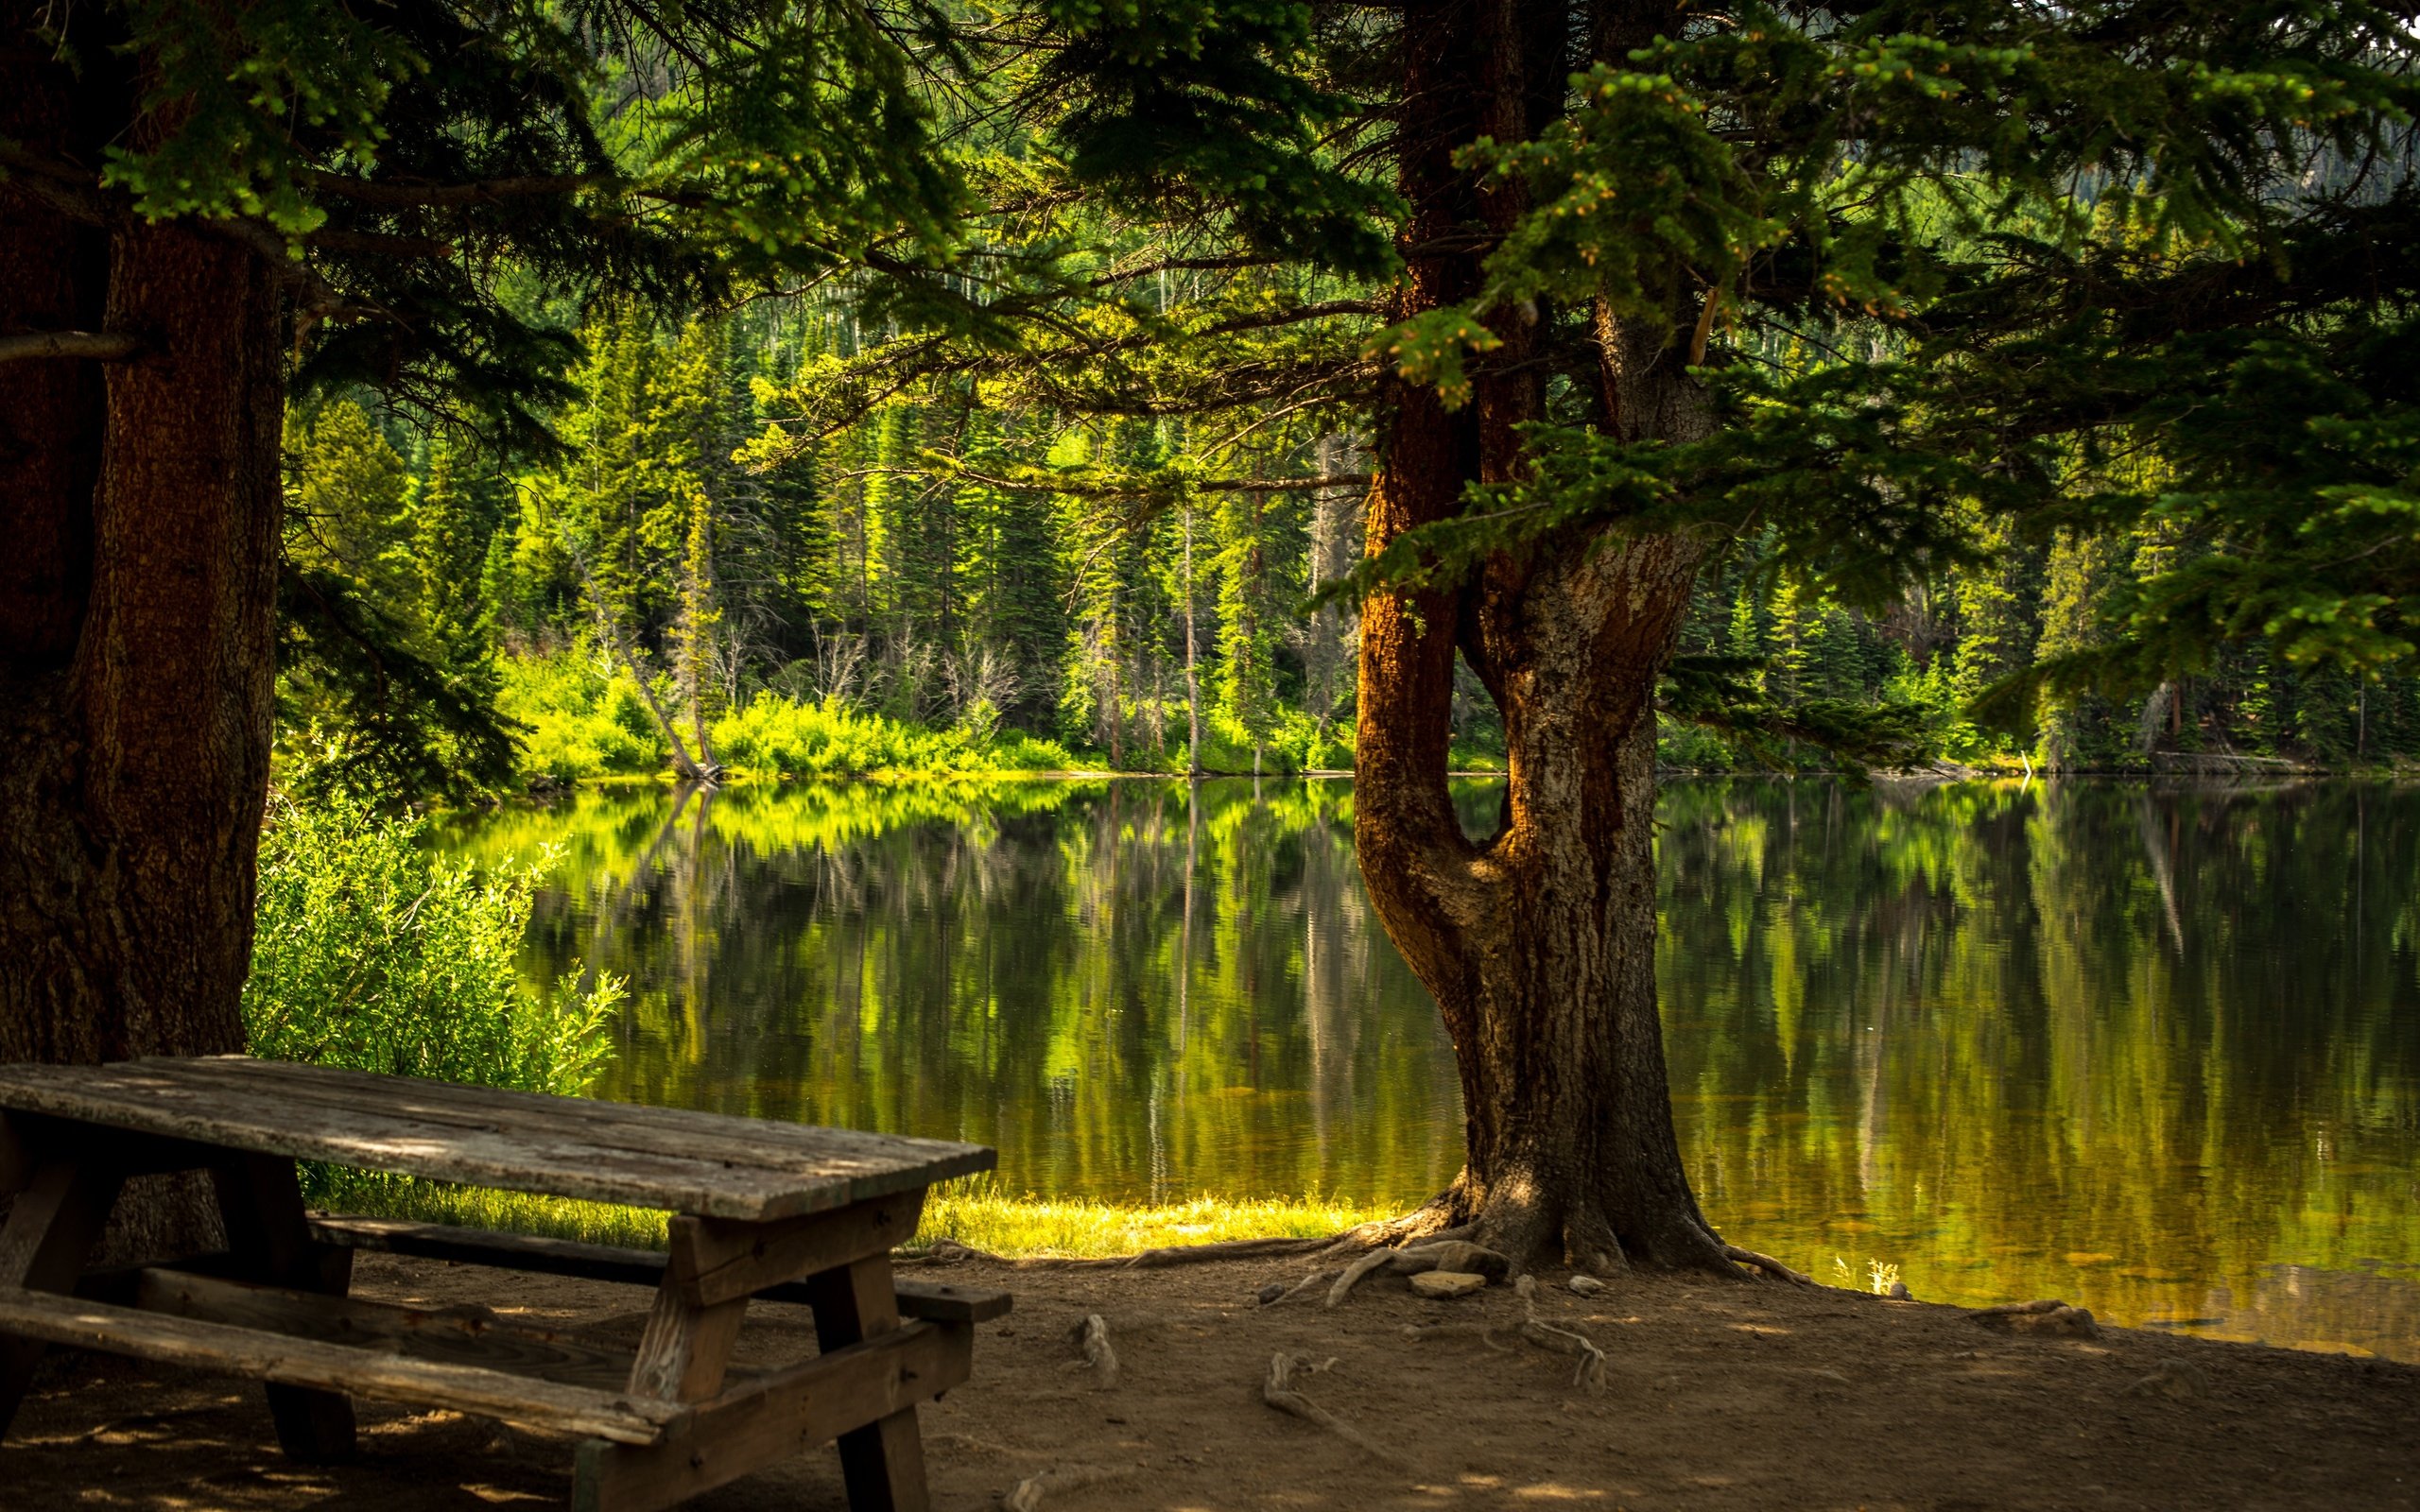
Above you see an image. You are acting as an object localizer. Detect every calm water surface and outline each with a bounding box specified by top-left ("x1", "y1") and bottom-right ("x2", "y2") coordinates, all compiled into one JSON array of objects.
[{"x1": 445, "y1": 777, "x2": 2420, "y2": 1361}]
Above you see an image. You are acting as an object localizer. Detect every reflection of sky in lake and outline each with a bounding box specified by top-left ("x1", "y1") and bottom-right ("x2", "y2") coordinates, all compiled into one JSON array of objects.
[{"x1": 445, "y1": 776, "x2": 2420, "y2": 1361}]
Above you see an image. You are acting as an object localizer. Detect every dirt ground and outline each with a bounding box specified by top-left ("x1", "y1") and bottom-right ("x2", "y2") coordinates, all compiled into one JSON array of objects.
[{"x1": 9, "y1": 1249, "x2": 2415, "y2": 1511}]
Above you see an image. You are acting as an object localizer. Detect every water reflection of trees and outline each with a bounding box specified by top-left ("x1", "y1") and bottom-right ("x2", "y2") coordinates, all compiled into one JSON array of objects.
[
  {"x1": 1659, "y1": 778, "x2": 2420, "y2": 1354},
  {"x1": 449, "y1": 775, "x2": 2419, "y2": 1355},
  {"x1": 464, "y1": 779, "x2": 1465, "y2": 1207}
]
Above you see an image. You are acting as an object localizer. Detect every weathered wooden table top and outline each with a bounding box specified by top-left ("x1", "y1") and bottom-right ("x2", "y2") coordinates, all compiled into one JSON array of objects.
[{"x1": 0, "y1": 1057, "x2": 993, "y2": 1221}]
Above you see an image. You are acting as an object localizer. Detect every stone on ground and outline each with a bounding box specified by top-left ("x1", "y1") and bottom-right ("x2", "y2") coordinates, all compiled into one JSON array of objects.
[{"x1": 1410, "y1": 1270, "x2": 1488, "y2": 1299}]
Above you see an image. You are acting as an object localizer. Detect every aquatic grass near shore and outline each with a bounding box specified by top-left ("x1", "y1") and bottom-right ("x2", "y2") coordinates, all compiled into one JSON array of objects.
[{"x1": 320, "y1": 1175, "x2": 1387, "y2": 1260}]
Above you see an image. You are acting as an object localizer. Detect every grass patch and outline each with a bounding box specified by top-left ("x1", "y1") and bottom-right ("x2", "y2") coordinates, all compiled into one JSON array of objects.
[{"x1": 321, "y1": 1175, "x2": 1389, "y2": 1260}]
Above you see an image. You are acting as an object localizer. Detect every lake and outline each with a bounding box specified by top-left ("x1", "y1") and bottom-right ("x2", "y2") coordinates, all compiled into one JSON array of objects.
[{"x1": 444, "y1": 776, "x2": 2420, "y2": 1361}]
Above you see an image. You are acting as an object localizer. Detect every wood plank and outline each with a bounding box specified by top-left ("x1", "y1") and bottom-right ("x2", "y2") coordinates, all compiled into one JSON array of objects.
[
  {"x1": 132, "y1": 1057, "x2": 987, "y2": 1191},
  {"x1": 131, "y1": 1268, "x2": 662, "y2": 1396},
  {"x1": 0, "y1": 1285, "x2": 682, "y2": 1444},
  {"x1": 0, "y1": 1156, "x2": 124, "y2": 1438},
  {"x1": 306, "y1": 1215, "x2": 1013, "y2": 1324},
  {"x1": 213, "y1": 1152, "x2": 357, "y2": 1460},
  {"x1": 671, "y1": 1192, "x2": 925, "y2": 1308},
  {"x1": 572, "y1": 1320, "x2": 970, "y2": 1512},
  {"x1": 804, "y1": 1254, "x2": 928, "y2": 1512},
  {"x1": 0, "y1": 1059, "x2": 994, "y2": 1221}
]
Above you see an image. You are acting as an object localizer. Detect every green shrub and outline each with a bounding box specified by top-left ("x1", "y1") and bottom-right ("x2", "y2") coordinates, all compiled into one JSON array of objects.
[
  {"x1": 246, "y1": 790, "x2": 620, "y2": 1095},
  {"x1": 711, "y1": 692, "x2": 1078, "y2": 776},
  {"x1": 497, "y1": 653, "x2": 665, "y2": 781},
  {"x1": 246, "y1": 789, "x2": 622, "y2": 1204}
]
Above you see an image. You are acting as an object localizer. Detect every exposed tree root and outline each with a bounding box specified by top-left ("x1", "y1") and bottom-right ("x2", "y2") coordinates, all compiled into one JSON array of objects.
[
  {"x1": 1513, "y1": 1277, "x2": 1608, "y2": 1393},
  {"x1": 1261, "y1": 1267, "x2": 1341, "y2": 1306},
  {"x1": 1324, "y1": 1247, "x2": 1396, "y2": 1307},
  {"x1": 1065, "y1": 1314, "x2": 1118, "y2": 1388},
  {"x1": 1400, "y1": 1321, "x2": 1515, "y2": 1352},
  {"x1": 1722, "y1": 1245, "x2": 1812, "y2": 1286},
  {"x1": 1127, "y1": 1235, "x2": 1332, "y2": 1267},
  {"x1": 1970, "y1": 1298, "x2": 2100, "y2": 1338},
  {"x1": 1261, "y1": 1352, "x2": 1402, "y2": 1465},
  {"x1": 1327, "y1": 1240, "x2": 1513, "y2": 1307},
  {"x1": 1007, "y1": 1464, "x2": 1137, "y2": 1512}
]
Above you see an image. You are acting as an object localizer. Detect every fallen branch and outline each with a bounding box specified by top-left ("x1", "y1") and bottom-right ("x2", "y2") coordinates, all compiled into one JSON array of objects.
[
  {"x1": 1723, "y1": 1245, "x2": 1813, "y2": 1286},
  {"x1": 1513, "y1": 1277, "x2": 1608, "y2": 1393},
  {"x1": 1008, "y1": 1464, "x2": 1137, "y2": 1512},
  {"x1": 1261, "y1": 1353, "x2": 1401, "y2": 1465},
  {"x1": 1066, "y1": 1314, "x2": 1119, "y2": 1389}
]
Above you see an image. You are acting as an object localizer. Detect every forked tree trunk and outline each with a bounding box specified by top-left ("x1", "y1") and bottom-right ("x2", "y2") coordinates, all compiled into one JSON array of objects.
[
  {"x1": 1352, "y1": 0, "x2": 1737, "y2": 1274},
  {"x1": 1, "y1": 29, "x2": 287, "y2": 1255}
]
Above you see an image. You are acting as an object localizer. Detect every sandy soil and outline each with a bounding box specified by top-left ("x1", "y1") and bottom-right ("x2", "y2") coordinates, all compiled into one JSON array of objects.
[{"x1": 9, "y1": 1250, "x2": 2415, "y2": 1511}]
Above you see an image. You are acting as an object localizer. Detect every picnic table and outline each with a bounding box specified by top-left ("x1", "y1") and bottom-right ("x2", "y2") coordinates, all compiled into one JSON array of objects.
[{"x1": 0, "y1": 1056, "x2": 1009, "y2": 1512}]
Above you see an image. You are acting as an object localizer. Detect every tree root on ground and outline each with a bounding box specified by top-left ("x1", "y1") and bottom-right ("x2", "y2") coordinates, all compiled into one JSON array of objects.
[
  {"x1": 1722, "y1": 1245, "x2": 1812, "y2": 1285},
  {"x1": 1064, "y1": 1314, "x2": 1118, "y2": 1388},
  {"x1": 1970, "y1": 1298, "x2": 2100, "y2": 1338},
  {"x1": 1513, "y1": 1276, "x2": 1608, "y2": 1393},
  {"x1": 1007, "y1": 1464, "x2": 1138, "y2": 1512},
  {"x1": 1261, "y1": 1352, "x2": 1403, "y2": 1465},
  {"x1": 1399, "y1": 1321, "x2": 1515, "y2": 1352},
  {"x1": 1326, "y1": 1240, "x2": 1512, "y2": 1307},
  {"x1": 1259, "y1": 1267, "x2": 1341, "y2": 1306},
  {"x1": 1127, "y1": 1235, "x2": 1332, "y2": 1267}
]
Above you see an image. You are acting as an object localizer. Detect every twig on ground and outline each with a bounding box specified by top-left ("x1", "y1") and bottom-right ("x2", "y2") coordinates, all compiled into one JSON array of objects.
[
  {"x1": 1261, "y1": 1352, "x2": 1402, "y2": 1465},
  {"x1": 1513, "y1": 1276, "x2": 1609, "y2": 1393},
  {"x1": 1066, "y1": 1314, "x2": 1119, "y2": 1388},
  {"x1": 1008, "y1": 1464, "x2": 1137, "y2": 1512}
]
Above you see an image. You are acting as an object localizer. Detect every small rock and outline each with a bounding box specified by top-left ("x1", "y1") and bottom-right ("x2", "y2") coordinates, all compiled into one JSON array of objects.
[
  {"x1": 1886, "y1": 1280, "x2": 1914, "y2": 1301},
  {"x1": 2124, "y1": 1359, "x2": 2212, "y2": 1400},
  {"x1": 1255, "y1": 1282, "x2": 1286, "y2": 1306},
  {"x1": 1409, "y1": 1270, "x2": 1488, "y2": 1299},
  {"x1": 1568, "y1": 1275, "x2": 1608, "y2": 1297}
]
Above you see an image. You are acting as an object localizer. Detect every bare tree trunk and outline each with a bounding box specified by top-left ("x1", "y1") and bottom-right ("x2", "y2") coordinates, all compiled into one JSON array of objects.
[
  {"x1": 0, "y1": 35, "x2": 285, "y2": 1255},
  {"x1": 1349, "y1": 0, "x2": 1737, "y2": 1275},
  {"x1": 1183, "y1": 504, "x2": 1203, "y2": 777}
]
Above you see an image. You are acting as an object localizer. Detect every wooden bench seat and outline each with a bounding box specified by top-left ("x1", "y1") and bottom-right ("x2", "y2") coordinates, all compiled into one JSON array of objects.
[{"x1": 306, "y1": 1214, "x2": 1013, "y2": 1324}]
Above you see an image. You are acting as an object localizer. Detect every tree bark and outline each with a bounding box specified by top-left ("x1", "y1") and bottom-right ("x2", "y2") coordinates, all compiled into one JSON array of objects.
[
  {"x1": 1351, "y1": 0, "x2": 1737, "y2": 1274},
  {"x1": 1, "y1": 25, "x2": 286, "y2": 1257}
]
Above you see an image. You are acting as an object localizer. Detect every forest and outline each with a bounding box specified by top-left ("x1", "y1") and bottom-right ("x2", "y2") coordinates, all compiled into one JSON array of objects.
[{"x1": 289, "y1": 287, "x2": 2420, "y2": 795}]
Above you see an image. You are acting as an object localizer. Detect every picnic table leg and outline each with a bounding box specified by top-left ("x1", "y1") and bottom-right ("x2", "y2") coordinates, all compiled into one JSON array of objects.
[
  {"x1": 805, "y1": 1253, "x2": 928, "y2": 1512},
  {"x1": 0, "y1": 1153, "x2": 126, "y2": 1438},
  {"x1": 211, "y1": 1152, "x2": 358, "y2": 1462}
]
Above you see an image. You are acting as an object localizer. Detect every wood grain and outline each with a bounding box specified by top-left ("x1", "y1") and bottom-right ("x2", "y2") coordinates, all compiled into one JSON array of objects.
[
  {"x1": 572, "y1": 1320, "x2": 970, "y2": 1512},
  {"x1": 307, "y1": 1215, "x2": 1013, "y2": 1323},
  {"x1": 0, "y1": 1284, "x2": 683, "y2": 1443},
  {"x1": 0, "y1": 1059, "x2": 993, "y2": 1220}
]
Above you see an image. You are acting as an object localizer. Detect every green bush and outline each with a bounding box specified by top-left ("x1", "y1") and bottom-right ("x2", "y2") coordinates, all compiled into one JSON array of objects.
[
  {"x1": 497, "y1": 653, "x2": 665, "y2": 781},
  {"x1": 246, "y1": 791, "x2": 621, "y2": 1095}
]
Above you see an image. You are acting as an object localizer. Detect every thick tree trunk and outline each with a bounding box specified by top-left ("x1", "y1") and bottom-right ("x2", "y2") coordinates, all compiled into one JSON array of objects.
[
  {"x1": 2, "y1": 31, "x2": 286, "y2": 1256},
  {"x1": 1351, "y1": 0, "x2": 1737, "y2": 1274}
]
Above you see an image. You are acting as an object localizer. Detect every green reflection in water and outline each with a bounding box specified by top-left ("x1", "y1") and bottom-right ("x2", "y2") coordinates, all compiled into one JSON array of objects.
[{"x1": 443, "y1": 776, "x2": 2420, "y2": 1360}]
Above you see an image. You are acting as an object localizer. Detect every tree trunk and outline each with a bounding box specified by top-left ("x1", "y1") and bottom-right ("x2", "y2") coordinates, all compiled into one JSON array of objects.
[
  {"x1": 1, "y1": 30, "x2": 287, "y2": 1257},
  {"x1": 1350, "y1": 0, "x2": 1737, "y2": 1275}
]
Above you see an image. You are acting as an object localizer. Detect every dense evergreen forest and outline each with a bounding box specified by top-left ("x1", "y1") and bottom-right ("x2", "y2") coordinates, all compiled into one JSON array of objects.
[{"x1": 287, "y1": 293, "x2": 2420, "y2": 792}]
